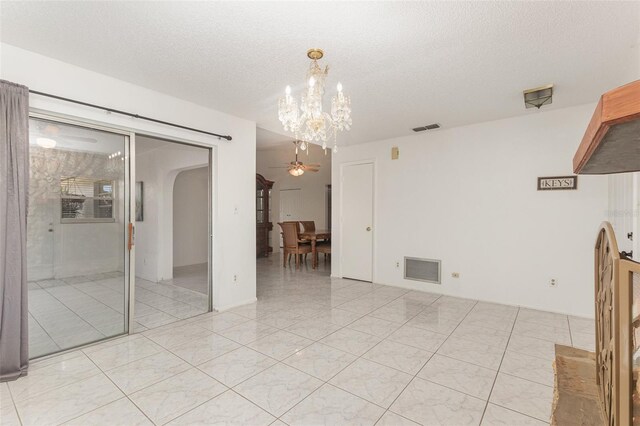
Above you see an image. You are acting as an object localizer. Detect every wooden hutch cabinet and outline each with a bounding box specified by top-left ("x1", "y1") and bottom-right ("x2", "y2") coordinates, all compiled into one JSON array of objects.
[{"x1": 256, "y1": 174, "x2": 274, "y2": 257}]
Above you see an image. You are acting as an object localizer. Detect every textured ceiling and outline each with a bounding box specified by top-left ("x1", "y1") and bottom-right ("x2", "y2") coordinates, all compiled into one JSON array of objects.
[{"x1": 2, "y1": 1, "x2": 639, "y2": 147}]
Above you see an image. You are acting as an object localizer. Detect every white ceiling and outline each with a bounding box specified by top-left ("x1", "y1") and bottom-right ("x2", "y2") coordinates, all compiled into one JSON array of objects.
[
  {"x1": 2, "y1": 2, "x2": 639, "y2": 147},
  {"x1": 256, "y1": 128, "x2": 294, "y2": 150}
]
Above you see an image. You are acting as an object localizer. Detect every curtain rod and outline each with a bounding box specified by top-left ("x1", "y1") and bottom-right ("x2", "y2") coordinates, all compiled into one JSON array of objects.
[{"x1": 29, "y1": 89, "x2": 233, "y2": 141}]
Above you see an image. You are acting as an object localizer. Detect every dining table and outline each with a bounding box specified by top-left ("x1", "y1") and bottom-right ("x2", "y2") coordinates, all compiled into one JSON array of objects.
[{"x1": 299, "y1": 229, "x2": 331, "y2": 269}]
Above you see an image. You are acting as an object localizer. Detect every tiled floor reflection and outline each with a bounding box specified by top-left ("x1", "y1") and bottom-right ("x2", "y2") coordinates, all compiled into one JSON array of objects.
[
  {"x1": 9, "y1": 255, "x2": 595, "y2": 425},
  {"x1": 28, "y1": 272, "x2": 208, "y2": 358},
  {"x1": 162, "y1": 263, "x2": 208, "y2": 294}
]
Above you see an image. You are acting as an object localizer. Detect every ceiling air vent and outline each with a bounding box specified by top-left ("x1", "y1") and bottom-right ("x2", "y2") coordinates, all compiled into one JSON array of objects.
[
  {"x1": 404, "y1": 257, "x2": 441, "y2": 284},
  {"x1": 412, "y1": 123, "x2": 440, "y2": 132}
]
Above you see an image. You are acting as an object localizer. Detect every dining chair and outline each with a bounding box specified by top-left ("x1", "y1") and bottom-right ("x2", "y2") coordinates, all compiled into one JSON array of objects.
[
  {"x1": 283, "y1": 221, "x2": 302, "y2": 234},
  {"x1": 300, "y1": 221, "x2": 315, "y2": 233},
  {"x1": 278, "y1": 222, "x2": 312, "y2": 269},
  {"x1": 315, "y1": 241, "x2": 331, "y2": 264}
]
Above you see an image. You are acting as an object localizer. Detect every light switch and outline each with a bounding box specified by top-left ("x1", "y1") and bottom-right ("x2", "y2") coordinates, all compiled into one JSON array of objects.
[{"x1": 391, "y1": 147, "x2": 399, "y2": 160}]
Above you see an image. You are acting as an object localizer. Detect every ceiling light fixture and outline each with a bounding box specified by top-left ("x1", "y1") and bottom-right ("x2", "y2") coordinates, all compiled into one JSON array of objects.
[
  {"x1": 278, "y1": 48, "x2": 351, "y2": 155},
  {"x1": 523, "y1": 84, "x2": 554, "y2": 109},
  {"x1": 36, "y1": 137, "x2": 57, "y2": 149},
  {"x1": 288, "y1": 167, "x2": 304, "y2": 177}
]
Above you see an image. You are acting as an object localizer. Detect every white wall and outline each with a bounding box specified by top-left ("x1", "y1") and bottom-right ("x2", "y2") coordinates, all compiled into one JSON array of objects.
[
  {"x1": 135, "y1": 141, "x2": 209, "y2": 282},
  {"x1": 2, "y1": 43, "x2": 257, "y2": 311},
  {"x1": 332, "y1": 103, "x2": 609, "y2": 318},
  {"x1": 256, "y1": 143, "x2": 331, "y2": 252},
  {"x1": 174, "y1": 167, "x2": 209, "y2": 267}
]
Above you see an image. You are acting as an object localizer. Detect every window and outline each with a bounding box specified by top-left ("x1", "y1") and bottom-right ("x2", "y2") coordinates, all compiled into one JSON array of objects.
[{"x1": 60, "y1": 177, "x2": 116, "y2": 223}]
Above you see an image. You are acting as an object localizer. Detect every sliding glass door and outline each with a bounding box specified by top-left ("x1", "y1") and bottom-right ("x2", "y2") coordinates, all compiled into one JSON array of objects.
[{"x1": 27, "y1": 115, "x2": 133, "y2": 358}]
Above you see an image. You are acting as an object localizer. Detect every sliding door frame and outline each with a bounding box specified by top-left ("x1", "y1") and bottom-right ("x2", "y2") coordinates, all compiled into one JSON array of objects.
[
  {"x1": 28, "y1": 112, "x2": 216, "y2": 351},
  {"x1": 134, "y1": 134, "x2": 215, "y2": 313},
  {"x1": 28, "y1": 111, "x2": 137, "y2": 346}
]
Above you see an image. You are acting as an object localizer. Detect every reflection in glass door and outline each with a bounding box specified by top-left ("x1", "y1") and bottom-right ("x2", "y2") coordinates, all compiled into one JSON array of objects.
[{"x1": 27, "y1": 116, "x2": 132, "y2": 358}]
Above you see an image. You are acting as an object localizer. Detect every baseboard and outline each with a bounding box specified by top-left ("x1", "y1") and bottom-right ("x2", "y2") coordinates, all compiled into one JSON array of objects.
[{"x1": 214, "y1": 297, "x2": 257, "y2": 312}]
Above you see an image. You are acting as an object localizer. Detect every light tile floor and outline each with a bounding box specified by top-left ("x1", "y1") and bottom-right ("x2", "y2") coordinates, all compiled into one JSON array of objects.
[
  {"x1": 161, "y1": 263, "x2": 208, "y2": 295},
  {"x1": 5, "y1": 255, "x2": 595, "y2": 425},
  {"x1": 28, "y1": 272, "x2": 208, "y2": 358}
]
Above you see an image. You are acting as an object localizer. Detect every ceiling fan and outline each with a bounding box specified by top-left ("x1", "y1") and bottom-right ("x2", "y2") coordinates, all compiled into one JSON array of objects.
[{"x1": 271, "y1": 141, "x2": 320, "y2": 177}]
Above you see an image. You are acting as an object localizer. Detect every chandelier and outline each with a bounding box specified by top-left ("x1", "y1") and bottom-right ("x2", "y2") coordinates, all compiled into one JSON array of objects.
[{"x1": 278, "y1": 49, "x2": 351, "y2": 154}]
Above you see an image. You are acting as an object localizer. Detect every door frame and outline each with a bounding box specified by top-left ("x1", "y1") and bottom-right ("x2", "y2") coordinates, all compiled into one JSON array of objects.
[{"x1": 339, "y1": 159, "x2": 376, "y2": 282}]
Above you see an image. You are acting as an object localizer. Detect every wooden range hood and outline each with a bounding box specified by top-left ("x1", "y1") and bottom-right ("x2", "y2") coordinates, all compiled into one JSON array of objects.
[{"x1": 573, "y1": 80, "x2": 640, "y2": 175}]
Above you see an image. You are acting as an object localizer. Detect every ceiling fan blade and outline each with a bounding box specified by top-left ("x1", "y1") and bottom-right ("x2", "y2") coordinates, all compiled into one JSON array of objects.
[
  {"x1": 305, "y1": 163, "x2": 321, "y2": 167},
  {"x1": 268, "y1": 166, "x2": 290, "y2": 169}
]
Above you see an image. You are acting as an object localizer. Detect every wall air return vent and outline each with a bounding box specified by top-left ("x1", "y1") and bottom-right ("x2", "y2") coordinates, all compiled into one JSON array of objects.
[
  {"x1": 404, "y1": 257, "x2": 441, "y2": 284},
  {"x1": 412, "y1": 123, "x2": 440, "y2": 132}
]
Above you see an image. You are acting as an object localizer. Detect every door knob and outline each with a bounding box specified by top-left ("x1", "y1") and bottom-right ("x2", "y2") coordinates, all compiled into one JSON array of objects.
[{"x1": 366, "y1": 227, "x2": 371, "y2": 231}]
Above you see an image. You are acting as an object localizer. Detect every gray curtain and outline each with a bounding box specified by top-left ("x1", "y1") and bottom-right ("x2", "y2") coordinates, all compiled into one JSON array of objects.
[{"x1": 0, "y1": 80, "x2": 29, "y2": 382}]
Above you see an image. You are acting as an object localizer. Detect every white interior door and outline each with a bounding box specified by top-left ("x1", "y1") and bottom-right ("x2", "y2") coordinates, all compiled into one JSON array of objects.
[
  {"x1": 341, "y1": 163, "x2": 374, "y2": 281},
  {"x1": 280, "y1": 189, "x2": 302, "y2": 221},
  {"x1": 279, "y1": 189, "x2": 302, "y2": 247}
]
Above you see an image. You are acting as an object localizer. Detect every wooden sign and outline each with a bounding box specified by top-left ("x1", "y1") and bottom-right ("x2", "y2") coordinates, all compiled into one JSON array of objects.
[{"x1": 537, "y1": 176, "x2": 578, "y2": 191}]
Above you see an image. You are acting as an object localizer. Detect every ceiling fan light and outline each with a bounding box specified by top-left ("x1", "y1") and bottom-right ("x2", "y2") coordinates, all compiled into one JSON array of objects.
[
  {"x1": 36, "y1": 137, "x2": 57, "y2": 149},
  {"x1": 289, "y1": 167, "x2": 304, "y2": 177}
]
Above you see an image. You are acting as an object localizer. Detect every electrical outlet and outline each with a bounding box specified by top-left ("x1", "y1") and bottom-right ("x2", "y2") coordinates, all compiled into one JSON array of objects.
[
  {"x1": 550, "y1": 278, "x2": 557, "y2": 287},
  {"x1": 396, "y1": 261, "x2": 400, "y2": 268},
  {"x1": 451, "y1": 272, "x2": 460, "y2": 278},
  {"x1": 233, "y1": 274, "x2": 238, "y2": 283}
]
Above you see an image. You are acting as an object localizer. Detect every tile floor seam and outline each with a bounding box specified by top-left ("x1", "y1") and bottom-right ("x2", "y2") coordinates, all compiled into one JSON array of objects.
[
  {"x1": 5, "y1": 381, "x2": 25, "y2": 426},
  {"x1": 166, "y1": 388, "x2": 273, "y2": 426},
  {"x1": 67, "y1": 281, "x2": 125, "y2": 316},
  {"x1": 9, "y1": 368, "x2": 106, "y2": 407},
  {"x1": 194, "y1": 342, "x2": 281, "y2": 388},
  {"x1": 274, "y1": 376, "x2": 389, "y2": 424},
  {"x1": 488, "y1": 401, "x2": 553, "y2": 424},
  {"x1": 279, "y1": 295, "x2": 461, "y2": 422},
  {"x1": 497, "y1": 371, "x2": 554, "y2": 389},
  {"x1": 98, "y1": 349, "x2": 170, "y2": 374},
  {"x1": 36, "y1": 287, "x2": 112, "y2": 344},
  {"x1": 504, "y1": 344, "x2": 555, "y2": 362},
  {"x1": 155, "y1": 384, "x2": 230, "y2": 426},
  {"x1": 222, "y1": 316, "x2": 413, "y2": 422},
  {"x1": 62, "y1": 353, "x2": 157, "y2": 426},
  {"x1": 27, "y1": 313, "x2": 61, "y2": 353},
  {"x1": 140, "y1": 284, "x2": 207, "y2": 310},
  {"x1": 478, "y1": 306, "x2": 521, "y2": 425},
  {"x1": 371, "y1": 299, "x2": 480, "y2": 425}
]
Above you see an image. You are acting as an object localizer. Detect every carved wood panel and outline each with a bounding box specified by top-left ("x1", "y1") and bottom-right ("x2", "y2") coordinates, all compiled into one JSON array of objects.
[{"x1": 594, "y1": 222, "x2": 636, "y2": 425}]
